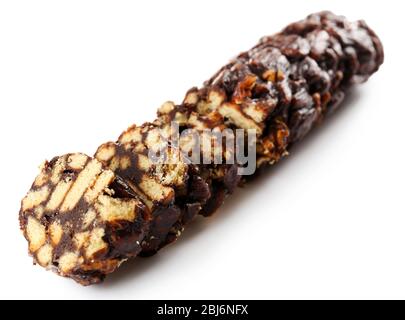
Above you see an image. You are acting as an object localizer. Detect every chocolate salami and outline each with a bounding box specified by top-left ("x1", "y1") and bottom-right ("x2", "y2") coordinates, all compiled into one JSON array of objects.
[{"x1": 19, "y1": 12, "x2": 383, "y2": 284}]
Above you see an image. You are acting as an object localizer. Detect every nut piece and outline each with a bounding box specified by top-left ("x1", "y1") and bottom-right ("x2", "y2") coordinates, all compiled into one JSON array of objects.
[{"x1": 19, "y1": 153, "x2": 150, "y2": 285}]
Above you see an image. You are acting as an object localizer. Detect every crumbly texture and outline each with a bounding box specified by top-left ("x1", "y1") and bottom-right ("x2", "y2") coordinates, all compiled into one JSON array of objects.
[
  {"x1": 95, "y1": 124, "x2": 189, "y2": 255},
  {"x1": 20, "y1": 11, "x2": 384, "y2": 284},
  {"x1": 19, "y1": 154, "x2": 150, "y2": 285}
]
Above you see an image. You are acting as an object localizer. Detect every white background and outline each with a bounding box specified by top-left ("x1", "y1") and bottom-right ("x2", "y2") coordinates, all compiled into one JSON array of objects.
[{"x1": 0, "y1": 0, "x2": 404, "y2": 300}]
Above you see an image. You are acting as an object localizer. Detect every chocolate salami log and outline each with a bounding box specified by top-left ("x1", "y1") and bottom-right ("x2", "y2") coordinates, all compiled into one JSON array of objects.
[{"x1": 19, "y1": 11, "x2": 383, "y2": 284}]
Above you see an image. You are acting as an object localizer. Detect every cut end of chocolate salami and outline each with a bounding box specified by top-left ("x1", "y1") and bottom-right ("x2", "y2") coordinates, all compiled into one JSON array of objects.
[{"x1": 19, "y1": 153, "x2": 150, "y2": 285}]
